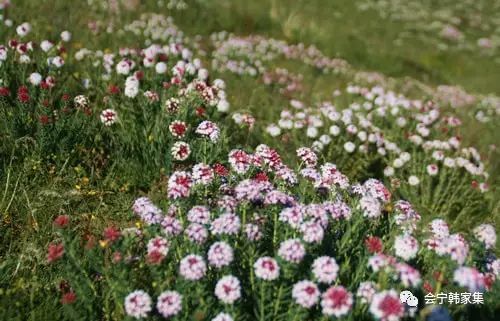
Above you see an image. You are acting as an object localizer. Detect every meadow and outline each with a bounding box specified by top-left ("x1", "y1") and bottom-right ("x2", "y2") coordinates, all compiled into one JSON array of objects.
[{"x1": 0, "y1": 1, "x2": 499, "y2": 320}]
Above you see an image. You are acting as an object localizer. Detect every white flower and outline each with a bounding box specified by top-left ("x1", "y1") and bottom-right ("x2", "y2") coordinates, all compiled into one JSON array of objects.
[
  {"x1": 40, "y1": 40, "x2": 54, "y2": 52},
  {"x1": 473, "y1": 224, "x2": 497, "y2": 249},
  {"x1": 124, "y1": 290, "x2": 152, "y2": 319},
  {"x1": 408, "y1": 175, "x2": 420, "y2": 186},
  {"x1": 155, "y1": 62, "x2": 167, "y2": 74},
  {"x1": 116, "y1": 60, "x2": 131, "y2": 75},
  {"x1": 217, "y1": 99, "x2": 229, "y2": 112},
  {"x1": 28, "y1": 72, "x2": 42, "y2": 86},
  {"x1": 306, "y1": 127, "x2": 318, "y2": 138},
  {"x1": 211, "y1": 313, "x2": 234, "y2": 321},
  {"x1": 393, "y1": 158, "x2": 404, "y2": 168},
  {"x1": 16, "y1": 22, "x2": 31, "y2": 37},
  {"x1": 60, "y1": 30, "x2": 72, "y2": 42},
  {"x1": 266, "y1": 124, "x2": 281, "y2": 137},
  {"x1": 343, "y1": 141, "x2": 356, "y2": 153},
  {"x1": 100, "y1": 109, "x2": 118, "y2": 126},
  {"x1": 214, "y1": 275, "x2": 241, "y2": 304},
  {"x1": 329, "y1": 125, "x2": 340, "y2": 136},
  {"x1": 426, "y1": 164, "x2": 439, "y2": 176},
  {"x1": 383, "y1": 167, "x2": 395, "y2": 177},
  {"x1": 394, "y1": 234, "x2": 419, "y2": 261}
]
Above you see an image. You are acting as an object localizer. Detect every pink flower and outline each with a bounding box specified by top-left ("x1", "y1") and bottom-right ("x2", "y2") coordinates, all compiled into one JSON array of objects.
[
  {"x1": 124, "y1": 290, "x2": 152, "y2": 319},
  {"x1": 156, "y1": 291, "x2": 182, "y2": 318},
  {"x1": 179, "y1": 254, "x2": 206, "y2": 281},
  {"x1": 208, "y1": 241, "x2": 234, "y2": 268},
  {"x1": 254, "y1": 257, "x2": 280, "y2": 281},
  {"x1": 196, "y1": 120, "x2": 220, "y2": 142},
  {"x1": 369, "y1": 290, "x2": 404, "y2": 321},
  {"x1": 278, "y1": 239, "x2": 306, "y2": 263},
  {"x1": 214, "y1": 275, "x2": 241, "y2": 304},
  {"x1": 312, "y1": 256, "x2": 339, "y2": 284},
  {"x1": 292, "y1": 280, "x2": 320, "y2": 308},
  {"x1": 228, "y1": 149, "x2": 251, "y2": 174},
  {"x1": 321, "y1": 286, "x2": 353, "y2": 317},
  {"x1": 167, "y1": 171, "x2": 192, "y2": 199}
]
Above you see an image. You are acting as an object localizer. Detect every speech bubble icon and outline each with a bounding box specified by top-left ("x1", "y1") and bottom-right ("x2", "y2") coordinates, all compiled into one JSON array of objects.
[
  {"x1": 407, "y1": 295, "x2": 419, "y2": 307},
  {"x1": 400, "y1": 290, "x2": 413, "y2": 303}
]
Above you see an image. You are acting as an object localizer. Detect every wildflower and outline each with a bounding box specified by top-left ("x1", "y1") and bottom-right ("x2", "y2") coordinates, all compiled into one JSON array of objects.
[
  {"x1": 103, "y1": 226, "x2": 121, "y2": 243},
  {"x1": 100, "y1": 109, "x2": 118, "y2": 126},
  {"x1": 473, "y1": 224, "x2": 497, "y2": 249},
  {"x1": 215, "y1": 275, "x2": 241, "y2": 304},
  {"x1": 453, "y1": 267, "x2": 485, "y2": 292},
  {"x1": 168, "y1": 171, "x2": 192, "y2": 199},
  {"x1": 244, "y1": 223, "x2": 262, "y2": 241},
  {"x1": 196, "y1": 121, "x2": 220, "y2": 142},
  {"x1": 161, "y1": 216, "x2": 183, "y2": 236},
  {"x1": 155, "y1": 62, "x2": 167, "y2": 74},
  {"x1": 124, "y1": 76, "x2": 139, "y2": 98},
  {"x1": 228, "y1": 150, "x2": 251, "y2": 174},
  {"x1": 344, "y1": 141, "x2": 356, "y2": 153},
  {"x1": 297, "y1": 147, "x2": 317, "y2": 168},
  {"x1": 17, "y1": 86, "x2": 30, "y2": 103},
  {"x1": 212, "y1": 313, "x2": 233, "y2": 321},
  {"x1": 61, "y1": 291, "x2": 77, "y2": 304},
  {"x1": 53, "y1": 215, "x2": 70, "y2": 228},
  {"x1": 210, "y1": 213, "x2": 241, "y2": 236},
  {"x1": 300, "y1": 221, "x2": 324, "y2": 243},
  {"x1": 16, "y1": 22, "x2": 31, "y2": 37},
  {"x1": 179, "y1": 254, "x2": 206, "y2": 281},
  {"x1": 116, "y1": 59, "x2": 132, "y2": 75},
  {"x1": 47, "y1": 243, "x2": 64, "y2": 263},
  {"x1": 394, "y1": 234, "x2": 419, "y2": 261},
  {"x1": 171, "y1": 141, "x2": 191, "y2": 161},
  {"x1": 74, "y1": 95, "x2": 88, "y2": 108},
  {"x1": 278, "y1": 239, "x2": 306, "y2": 263},
  {"x1": 28, "y1": 72, "x2": 42, "y2": 86},
  {"x1": 321, "y1": 286, "x2": 353, "y2": 317},
  {"x1": 312, "y1": 256, "x2": 339, "y2": 284},
  {"x1": 165, "y1": 97, "x2": 181, "y2": 113},
  {"x1": 408, "y1": 175, "x2": 420, "y2": 186},
  {"x1": 124, "y1": 290, "x2": 152, "y2": 319},
  {"x1": 427, "y1": 164, "x2": 439, "y2": 176},
  {"x1": 147, "y1": 236, "x2": 169, "y2": 256},
  {"x1": 254, "y1": 257, "x2": 280, "y2": 281},
  {"x1": 428, "y1": 219, "x2": 449, "y2": 238},
  {"x1": 292, "y1": 280, "x2": 320, "y2": 308},
  {"x1": 208, "y1": 241, "x2": 234, "y2": 268},
  {"x1": 187, "y1": 206, "x2": 211, "y2": 224},
  {"x1": 369, "y1": 290, "x2": 404, "y2": 321},
  {"x1": 169, "y1": 120, "x2": 188, "y2": 138},
  {"x1": 60, "y1": 31, "x2": 71, "y2": 42},
  {"x1": 365, "y1": 236, "x2": 383, "y2": 253},
  {"x1": 185, "y1": 223, "x2": 208, "y2": 244},
  {"x1": 156, "y1": 291, "x2": 182, "y2": 318},
  {"x1": 356, "y1": 281, "x2": 377, "y2": 304}
]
